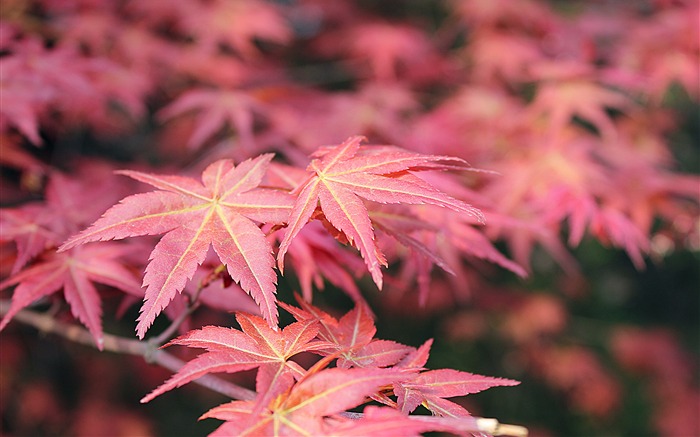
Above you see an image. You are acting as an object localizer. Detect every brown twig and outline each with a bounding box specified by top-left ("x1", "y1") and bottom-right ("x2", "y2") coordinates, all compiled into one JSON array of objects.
[{"x1": 0, "y1": 300, "x2": 256, "y2": 401}]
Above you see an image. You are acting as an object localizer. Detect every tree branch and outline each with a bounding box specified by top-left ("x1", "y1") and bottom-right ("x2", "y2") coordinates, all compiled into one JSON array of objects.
[
  {"x1": 0, "y1": 301, "x2": 528, "y2": 436},
  {"x1": 0, "y1": 300, "x2": 256, "y2": 401}
]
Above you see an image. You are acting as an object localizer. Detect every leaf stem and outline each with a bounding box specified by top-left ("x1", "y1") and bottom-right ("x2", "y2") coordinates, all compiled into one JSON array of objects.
[{"x1": 150, "y1": 291, "x2": 202, "y2": 346}]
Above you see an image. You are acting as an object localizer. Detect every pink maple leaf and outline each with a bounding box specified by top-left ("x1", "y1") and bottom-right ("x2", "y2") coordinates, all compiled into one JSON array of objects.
[
  {"x1": 390, "y1": 338, "x2": 520, "y2": 416},
  {"x1": 141, "y1": 312, "x2": 330, "y2": 405},
  {"x1": 1, "y1": 166, "x2": 137, "y2": 274},
  {"x1": 396, "y1": 368, "x2": 520, "y2": 416},
  {"x1": 268, "y1": 83, "x2": 418, "y2": 154},
  {"x1": 317, "y1": 21, "x2": 443, "y2": 81},
  {"x1": 281, "y1": 299, "x2": 413, "y2": 370},
  {"x1": 203, "y1": 367, "x2": 407, "y2": 436},
  {"x1": 528, "y1": 63, "x2": 633, "y2": 142},
  {"x1": 59, "y1": 155, "x2": 293, "y2": 337},
  {"x1": 0, "y1": 244, "x2": 144, "y2": 349},
  {"x1": 178, "y1": 0, "x2": 291, "y2": 58},
  {"x1": 0, "y1": 204, "x2": 58, "y2": 275},
  {"x1": 158, "y1": 88, "x2": 269, "y2": 151},
  {"x1": 278, "y1": 136, "x2": 484, "y2": 289},
  {"x1": 466, "y1": 29, "x2": 544, "y2": 84}
]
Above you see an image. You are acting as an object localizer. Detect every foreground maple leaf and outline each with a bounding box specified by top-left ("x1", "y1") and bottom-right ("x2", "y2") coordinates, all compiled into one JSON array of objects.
[
  {"x1": 396, "y1": 368, "x2": 520, "y2": 417},
  {"x1": 59, "y1": 155, "x2": 293, "y2": 337},
  {"x1": 203, "y1": 367, "x2": 407, "y2": 436},
  {"x1": 278, "y1": 136, "x2": 484, "y2": 289},
  {"x1": 146, "y1": 301, "x2": 522, "y2": 436},
  {"x1": 281, "y1": 299, "x2": 413, "y2": 369},
  {"x1": 140, "y1": 312, "x2": 330, "y2": 405}
]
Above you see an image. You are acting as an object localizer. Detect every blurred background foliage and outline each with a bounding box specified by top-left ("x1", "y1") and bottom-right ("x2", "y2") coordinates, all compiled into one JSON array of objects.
[{"x1": 1, "y1": 0, "x2": 698, "y2": 436}]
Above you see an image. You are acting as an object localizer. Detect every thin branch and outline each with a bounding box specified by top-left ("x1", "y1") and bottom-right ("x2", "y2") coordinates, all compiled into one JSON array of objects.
[
  {"x1": 150, "y1": 296, "x2": 200, "y2": 346},
  {"x1": 0, "y1": 300, "x2": 256, "y2": 401}
]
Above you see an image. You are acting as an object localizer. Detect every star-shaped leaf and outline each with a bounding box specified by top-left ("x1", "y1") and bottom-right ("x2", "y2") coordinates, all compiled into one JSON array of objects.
[
  {"x1": 281, "y1": 299, "x2": 413, "y2": 369},
  {"x1": 203, "y1": 367, "x2": 407, "y2": 436},
  {"x1": 0, "y1": 244, "x2": 144, "y2": 349},
  {"x1": 278, "y1": 136, "x2": 484, "y2": 289},
  {"x1": 395, "y1": 368, "x2": 519, "y2": 416},
  {"x1": 59, "y1": 155, "x2": 293, "y2": 337},
  {"x1": 141, "y1": 312, "x2": 330, "y2": 404}
]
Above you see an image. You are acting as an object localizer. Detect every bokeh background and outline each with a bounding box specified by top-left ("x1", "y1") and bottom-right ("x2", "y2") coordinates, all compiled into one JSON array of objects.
[{"x1": 1, "y1": 0, "x2": 698, "y2": 435}]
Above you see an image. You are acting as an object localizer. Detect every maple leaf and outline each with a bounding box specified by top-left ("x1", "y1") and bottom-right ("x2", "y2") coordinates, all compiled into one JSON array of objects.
[
  {"x1": 0, "y1": 36, "x2": 142, "y2": 144},
  {"x1": 203, "y1": 367, "x2": 407, "y2": 436},
  {"x1": 158, "y1": 89, "x2": 268, "y2": 151},
  {"x1": 267, "y1": 84, "x2": 418, "y2": 154},
  {"x1": 0, "y1": 38, "x2": 88, "y2": 145},
  {"x1": 615, "y1": 4, "x2": 700, "y2": 101},
  {"x1": 141, "y1": 312, "x2": 330, "y2": 404},
  {"x1": 327, "y1": 406, "x2": 479, "y2": 436},
  {"x1": 370, "y1": 200, "x2": 525, "y2": 305},
  {"x1": 0, "y1": 244, "x2": 144, "y2": 349},
  {"x1": 390, "y1": 338, "x2": 520, "y2": 416},
  {"x1": 484, "y1": 211, "x2": 580, "y2": 275},
  {"x1": 281, "y1": 299, "x2": 413, "y2": 369},
  {"x1": 528, "y1": 63, "x2": 633, "y2": 142},
  {"x1": 0, "y1": 204, "x2": 58, "y2": 274},
  {"x1": 589, "y1": 207, "x2": 650, "y2": 269},
  {"x1": 277, "y1": 136, "x2": 484, "y2": 289},
  {"x1": 178, "y1": 0, "x2": 291, "y2": 58},
  {"x1": 277, "y1": 221, "x2": 367, "y2": 305},
  {"x1": 395, "y1": 368, "x2": 520, "y2": 416},
  {"x1": 467, "y1": 29, "x2": 543, "y2": 84},
  {"x1": 59, "y1": 155, "x2": 293, "y2": 337},
  {"x1": 1, "y1": 166, "x2": 138, "y2": 274},
  {"x1": 318, "y1": 21, "x2": 441, "y2": 81}
]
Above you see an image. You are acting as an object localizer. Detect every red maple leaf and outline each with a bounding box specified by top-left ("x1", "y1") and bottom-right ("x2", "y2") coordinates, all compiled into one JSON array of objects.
[
  {"x1": 0, "y1": 204, "x2": 58, "y2": 275},
  {"x1": 1, "y1": 166, "x2": 139, "y2": 274},
  {"x1": 177, "y1": 0, "x2": 291, "y2": 58},
  {"x1": 278, "y1": 221, "x2": 367, "y2": 305},
  {"x1": 141, "y1": 300, "x2": 521, "y2": 434},
  {"x1": 317, "y1": 21, "x2": 444, "y2": 81},
  {"x1": 327, "y1": 405, "x2": 480, "y2": 436},
  {"x1": 281, "y1": 299, "x2": 413, "y2": 369},
  {"x1": 203, "y1": 367, "x2": 407, "y2": 436},
  {"x1": 528, "y1": 63, "x2": 633, "y2": 142},
  {"x1": 59, "y1": 155, "x2": 293, "y2": 337},
  {"x1": 395, "y1": 368, "x2": 520, "y2": 416},
  {"x1": 0, "y1": 244, "x2": 144, "y2": 349},
  {"x1": 158, "y1": 88, "x2": 269, "y2": 151},
  {"x1": 277, "y1": 136, "x2": 484, "y2": 289},
  {"x1": 391, "y1": 338, "x2": 519, "y2": 416},
  {"x1": 141, "y1": 312, "x2": 330, "y2": 405}
]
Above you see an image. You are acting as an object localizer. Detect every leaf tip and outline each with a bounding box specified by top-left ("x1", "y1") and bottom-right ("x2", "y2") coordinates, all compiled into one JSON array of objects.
[
  {"x1": 135, "y1": 318, "x2": 150, "y2": 339},
  {"x1": 56, "y1": 240, "x2": 74, "y2": 253}
]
